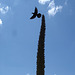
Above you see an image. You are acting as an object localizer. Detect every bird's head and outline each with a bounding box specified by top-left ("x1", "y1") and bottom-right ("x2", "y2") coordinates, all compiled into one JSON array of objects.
[{"x1": 32, "y1": 12, "x2": 34, "y2": 14}]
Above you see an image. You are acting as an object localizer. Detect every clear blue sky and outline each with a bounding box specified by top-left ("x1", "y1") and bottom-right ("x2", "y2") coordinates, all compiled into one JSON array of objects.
[{"x1": 0, "y1": 0, "x2": 75, "y2": 75}]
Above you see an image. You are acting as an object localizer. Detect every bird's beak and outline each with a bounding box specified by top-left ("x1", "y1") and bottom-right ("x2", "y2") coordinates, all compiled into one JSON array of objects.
[{"x1": 32, "y1": 12, "x2": 34, "y2": 14}]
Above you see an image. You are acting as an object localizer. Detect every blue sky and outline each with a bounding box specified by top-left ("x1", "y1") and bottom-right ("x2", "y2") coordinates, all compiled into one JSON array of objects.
[{"x1": 0, "y1": 0, "x2": 75, "y2": 75}]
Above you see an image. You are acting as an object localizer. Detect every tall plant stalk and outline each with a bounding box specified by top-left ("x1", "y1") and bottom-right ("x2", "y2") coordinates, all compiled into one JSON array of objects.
[{"x1": 36, "y1": 15, "x2": 46, "y2": 75}]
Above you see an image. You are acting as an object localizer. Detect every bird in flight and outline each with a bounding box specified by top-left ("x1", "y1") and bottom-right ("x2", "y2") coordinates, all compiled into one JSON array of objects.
[{"x1": 30, "y1": 7, "x2": 41, "y2": 19}]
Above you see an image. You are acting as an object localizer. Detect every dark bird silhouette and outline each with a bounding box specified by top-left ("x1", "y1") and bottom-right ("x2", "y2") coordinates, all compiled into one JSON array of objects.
[{"x1": 30, "y1": 7, "x2": 41, "y2": 19}]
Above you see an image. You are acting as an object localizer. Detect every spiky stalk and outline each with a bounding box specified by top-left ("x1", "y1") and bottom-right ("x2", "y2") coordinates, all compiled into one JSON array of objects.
[{"x1": 36, "y1": 15, "x2": 46, "y2": 75}]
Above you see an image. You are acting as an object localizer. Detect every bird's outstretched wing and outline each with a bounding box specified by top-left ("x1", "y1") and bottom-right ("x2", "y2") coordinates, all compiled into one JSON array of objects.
[
  {"x1": 37, "y1": 13, "x2": 41, "y2": 18},
  {"x1": 34, "y1": 7, "x2": 38, "y2": 14},
  {"x1": 30, "y1": 14, "x2": 36, "y2": 19}
]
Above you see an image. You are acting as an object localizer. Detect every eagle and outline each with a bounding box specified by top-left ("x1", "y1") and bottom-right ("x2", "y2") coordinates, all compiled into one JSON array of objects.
[{"x1": 30, "y1": 7, "x2": 41, "y2": 19}]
